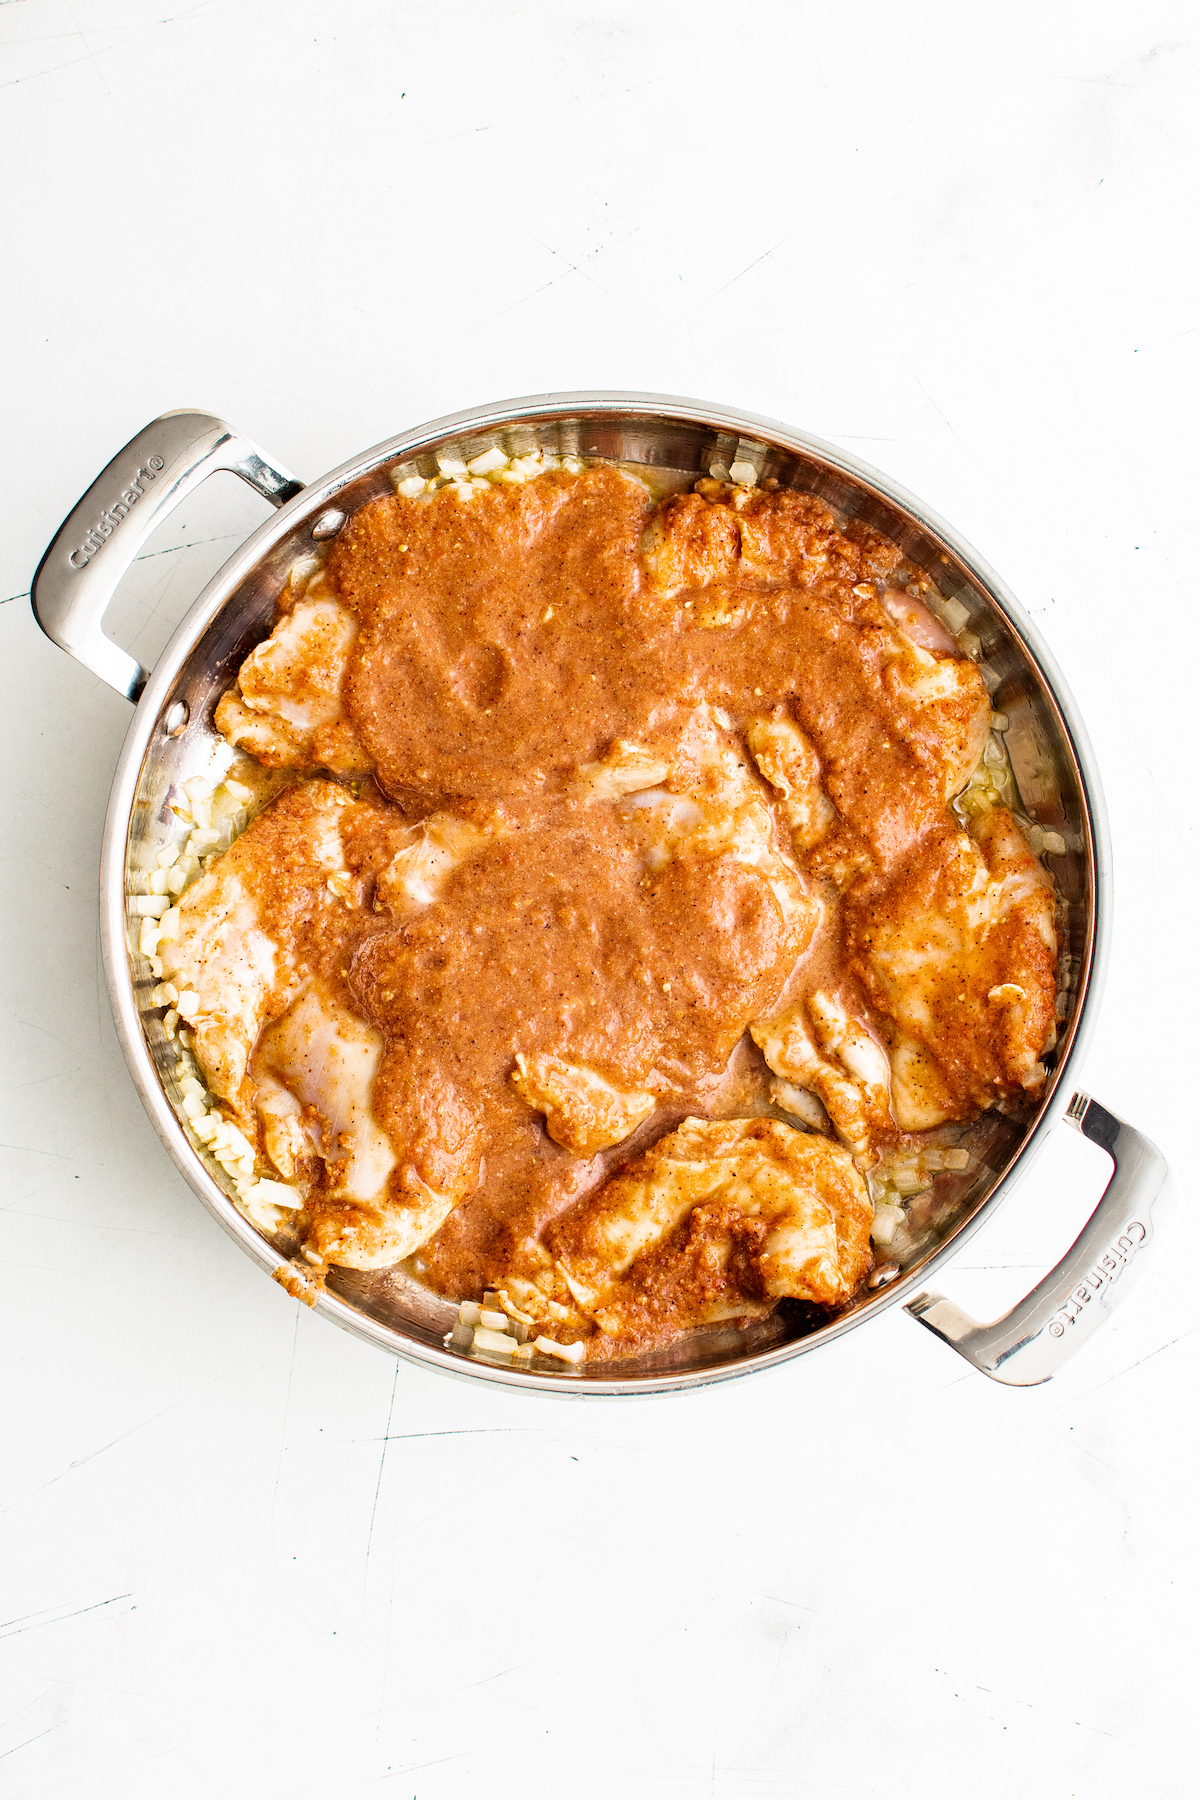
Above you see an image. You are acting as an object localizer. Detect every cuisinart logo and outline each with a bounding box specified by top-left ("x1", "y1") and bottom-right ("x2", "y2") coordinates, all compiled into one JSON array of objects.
[
  {"x1": 68, "y1": 455, "x2": 165, "y2": 568},
  {"x1": 1046, "y1": 1220, "x2": 1147, "y2": 1338}
]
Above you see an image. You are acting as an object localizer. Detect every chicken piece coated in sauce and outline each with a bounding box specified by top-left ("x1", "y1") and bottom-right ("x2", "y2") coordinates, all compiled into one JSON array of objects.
[
  {"x1": 750, "y1": 990, "x2": 894, "y2": 1162},
  {"x1": 847, "y1": 807, "x2": 1057, "y2": 1129},
  {"x1": 866, "y1": 588, "x2": 992, "y2": 803},
  {"x1": 548, "y1": 1117, "x2": 873, "y2": 1347},
  {"x1": 744, "y1": 712, "x2": 836, "y2": 854},
  {"x1": 643, "y1": 485, "x2": 870, "y2": 594},
  {"x1": 160, "y1": 778, "x2": 464, "y2": 1269},
  {"x1": 510, "y1": 1055, "x2": 657, "y2": 1158},
  {"x1": 160, "y1": 780, "x2": 359, "y2": 1127},
  {"x1": 214, "y1": 573, "x2": 370, "y2": 775},
  {"x1": 330, "y1": 465, "x2": 676, "y2": 805}
]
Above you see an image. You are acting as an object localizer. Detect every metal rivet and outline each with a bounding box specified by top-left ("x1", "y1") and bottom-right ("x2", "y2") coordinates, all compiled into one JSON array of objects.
[
  {"x1": 867, "y1": 1260, "x2": 901, "y2": 1290},
  {"x1": 310, "y1": 508, "x2": 346, "y2": 541},
  {"x1": 163, "y1": 700, "x2": 189, "y2": 737}
]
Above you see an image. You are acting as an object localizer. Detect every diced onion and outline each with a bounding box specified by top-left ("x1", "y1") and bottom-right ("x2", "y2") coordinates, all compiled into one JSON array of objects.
[
  {"x1": 288, "y1": 554, "x2": 321, "y2": 589},
  {"x1": 534, "y1": 1335, "x2": 585, "y2": 1363},
  {"x1": 871, "y1": 1203, "x2": 905, "y2": 1246},
  {"x1": 244, "y1": 1178, "x2": 300, "y2": 1209},
  {"x1": 474, "y1": 1326, "x2": 518, "y2": 1355},
  {"x1": 467, "y1": 446, "x2": 507, "y2": 476}
]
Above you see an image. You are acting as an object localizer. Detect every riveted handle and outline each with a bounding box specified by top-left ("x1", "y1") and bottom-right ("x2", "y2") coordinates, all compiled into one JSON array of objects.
[
  {"x1": 31, "y1": 410, "x2": 304, "y2": 701},
  {"x1": 905, "y1": 1094, "x2": 1167, "y2": 1385}
]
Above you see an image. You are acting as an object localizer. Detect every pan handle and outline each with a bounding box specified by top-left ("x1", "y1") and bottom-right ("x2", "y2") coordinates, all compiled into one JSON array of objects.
[
  {"x1": 31, "y1": 410, "x2": 304, "y2": 702},
  {"x1": 904, "y1": 1093, "x2": 1167, "y2": 1384}
]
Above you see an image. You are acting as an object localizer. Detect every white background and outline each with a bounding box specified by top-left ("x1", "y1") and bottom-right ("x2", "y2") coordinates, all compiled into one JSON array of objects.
[{"x1": 2, "y1": 3, "x2": 1197, "y2": 1796}]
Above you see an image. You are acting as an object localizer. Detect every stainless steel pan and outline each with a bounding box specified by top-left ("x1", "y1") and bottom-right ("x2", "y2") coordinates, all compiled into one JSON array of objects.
[{"x1": 31, "y1": 395, "x2": 1168, "y2": 1392}]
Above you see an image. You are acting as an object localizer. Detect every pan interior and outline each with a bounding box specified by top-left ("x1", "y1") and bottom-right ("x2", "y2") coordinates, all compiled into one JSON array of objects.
[{"x1": 119, "y1": 403, "x2": 1097, "y2": 1387}]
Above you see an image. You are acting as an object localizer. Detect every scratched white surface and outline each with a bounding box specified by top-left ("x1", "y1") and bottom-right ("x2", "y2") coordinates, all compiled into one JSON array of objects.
[{"x1": 2, "y1": 3, "x2": 1198, "y2": 1796}]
